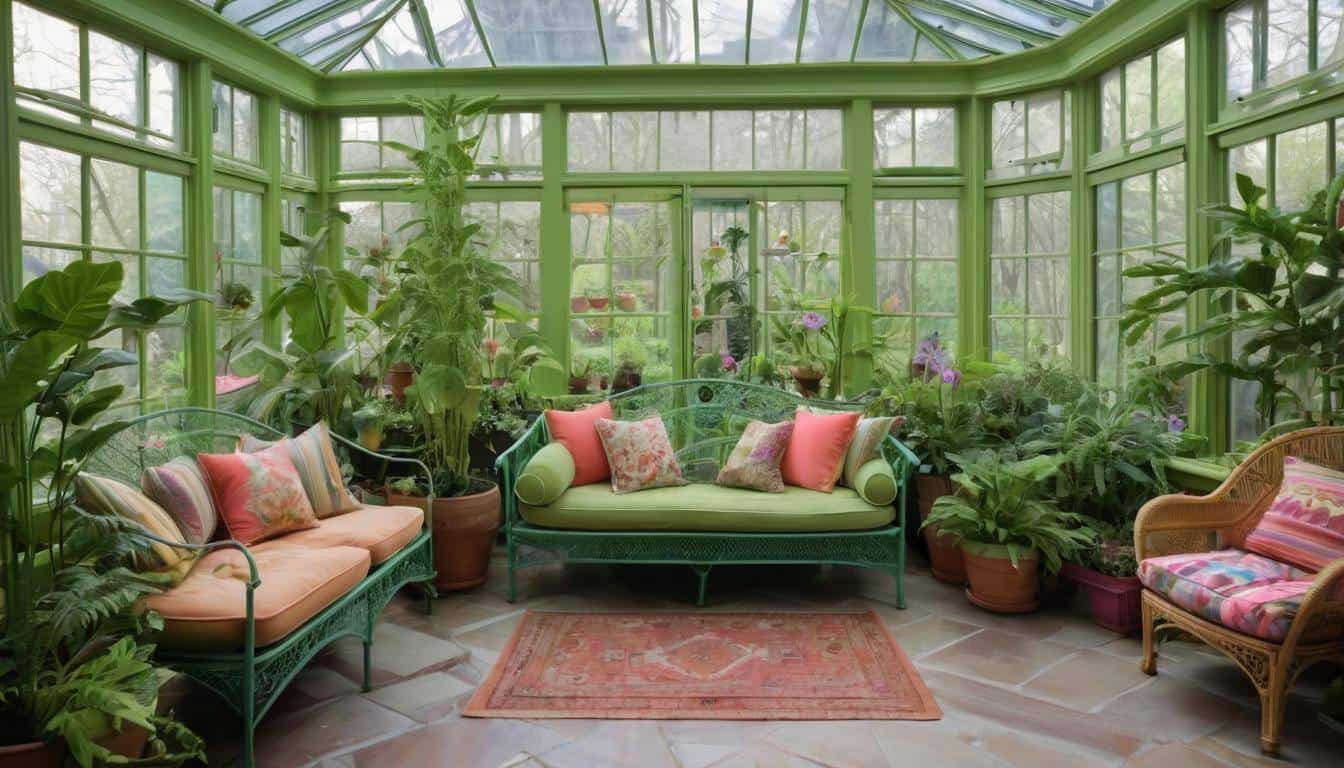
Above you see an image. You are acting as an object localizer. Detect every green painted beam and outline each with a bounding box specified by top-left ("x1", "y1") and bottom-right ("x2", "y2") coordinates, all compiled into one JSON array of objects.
[
  {"x1": 538, "y1": 103, "x2": 569, "y2": 393},
  {"x1": 845, "y1": 98, "x2": 877, "y2": 391},
  {"x1": 187, "y1": 60, "x2": 217, "y2": 408},
  {"x1": 1, "y1": 0, "x2": 20, "y2": 303},
  {"x1": 901, "y1": 0, "x2": 1057, "y2": 47}
]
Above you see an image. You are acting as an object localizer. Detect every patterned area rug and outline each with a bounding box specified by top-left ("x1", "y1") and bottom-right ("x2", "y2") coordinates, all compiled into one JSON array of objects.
[{"x1": 462, "y1": 611, "x2": 941, "y2": 720}]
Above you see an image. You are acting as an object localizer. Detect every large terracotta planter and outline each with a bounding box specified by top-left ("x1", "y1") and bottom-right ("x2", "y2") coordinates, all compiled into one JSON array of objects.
[
  {"x1": 961, "y1": 541, "x2": 1039, "y2": 614},
  {"x1": 387, "y1": 483, "x2": 501, "y2": 592},
  {"x1": 1061, "y1": 562, "x2": 1143, "y2": 635},
  {"x1": 789, "y1": 367, "x2": 824, "y2": 398},
  {"x1": 0, "y1": 741, "x2": 63, "y2": 768},
  {"x1": 915, "y1": 474, "x2": 965, "y2": 585},
  {"x1": 384, "y1": 362, "x2": 415, "y2": 405}
]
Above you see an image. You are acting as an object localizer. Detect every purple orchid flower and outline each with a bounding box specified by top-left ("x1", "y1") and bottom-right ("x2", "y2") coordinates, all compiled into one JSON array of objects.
[
  {"x1": 940, "y1": 367, "x2": 962, "y2": 389},
  {"x1": 721, "y1": 354, "x2": 739, "y2": 373},
  {"x1": 1167, "y1": 414, "x2": 1186, "y2": 433},
  {"x1": 800, "y1": 311, "x2": 827, "y2": 331},
  {"x1": 912, "y1": 332, "x2": 951, "y2": 379}
]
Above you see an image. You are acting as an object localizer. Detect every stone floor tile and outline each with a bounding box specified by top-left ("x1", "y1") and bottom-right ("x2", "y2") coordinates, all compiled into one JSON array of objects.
[
  {"x1": 922, "y1": 670, "x2": 1144, "y2": 759},
  {"x1": 870, "y1": 722, "x2": 1002, "y2": 768},
  {"x1": 765, "y1": 722, "x2": 891, "y2": 768},
  {"x1": 976, "y1": 730, "x2": 1114, "y2": 768},
  {"x1": 921, "y1": 628, "x2": 1074, "y2": 686},
  {"x1": 326, "y1": 623, "x2": 469, "y2": 686},
  {"x1": 363, "y1": 670, "x2": 476, "y2": 723},
  {"x1": 886, "y1": 616, "x2": 982, "y2": 658},
  {"x1": 1123, "y1": 743, "x2": 1232, "y2": 768},
  {"x1": 253, "y1": 696, "x2": 417, "y2": 768},
  {"x1": 1099, "y1": 677, "x2": 1244, "y2": 743},
  {"x1": 1206, "y1": 699, "x2": 1341, "y2": 767},
  {"x1": 453, "y1": 611, "x2": 527, "y2": 665},
  {"x1": 536, "y1": 721, "x2": 679, "y2": 768},
  {"x1": 350, "y1": 716, "x2": 569, "y2": 767},
  {"x1": 1023, "y1": 649, "x2": 1153, "y2": 711},
  {"x1": 1043, "y1": 620, "x2": 1128, "y2": 649},
  {"x1": 1184, "y1": 738, "x2": 1285, "y2": 768},
  {"x1": 711, "y1": 743, "x2": 827, "y2": 767},
  {"x1": 292, "y1": 665, "x2": 362, "y2": 702}
]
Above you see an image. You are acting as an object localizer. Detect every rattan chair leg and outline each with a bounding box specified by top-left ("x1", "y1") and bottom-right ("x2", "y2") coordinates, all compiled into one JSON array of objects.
[
  {"x1": 1259, "y1": 659, "x2": 1289, "y2": 755},
  {"x1": 1140, "y1": 598, "x2": 1158, "y2": 675}
]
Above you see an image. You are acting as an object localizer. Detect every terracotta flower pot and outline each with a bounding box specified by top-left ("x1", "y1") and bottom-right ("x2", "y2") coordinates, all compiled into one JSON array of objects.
[
  {"x1": 387, "y1": 483, "x2": 501, "y2": 592},
  {"x1": 1061, "y1": 562, "x2": 1143, "y2": 635},
  {"x1": 915, "y1": 474, "x2": 965, "y2": 585},
  {"x1": 587, "y1": 296, "x2": 610, "y2": 311},
  {"x1": 568, "y1": 376, "x2": 590, "y2": 395},
  {"x1": 0, "y1": 741, "x2": 63, "y2": 768},
  {"x1": 789, "y1": 367, "x2": 824, "y2": 398},
  {"x1": 570, "y1": 296, "x2": 590, "y2": 314},
  {"x1": 961, "y1": 541, "x2": 1039, "y2": 614},
  {"x1": 384, "y1": 362, "x2": 415, "y2": 405},
  {"x1": 616, "y1": 292, "x2": 637, "y2": 312}
]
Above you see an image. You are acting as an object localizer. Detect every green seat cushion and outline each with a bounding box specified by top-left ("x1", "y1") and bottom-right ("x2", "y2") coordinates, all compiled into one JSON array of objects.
[
  {"x1": 520, "y1": 483, "x2": 895, "y2": 533},
  {"x1": 851, "y1": 459, "x2": 897, "y2": 506},
  {"x1": 515, "y1": 443, "x2": 576, "y2": 506}
]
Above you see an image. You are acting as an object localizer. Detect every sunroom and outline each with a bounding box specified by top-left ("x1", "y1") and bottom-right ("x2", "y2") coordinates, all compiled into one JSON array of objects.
[{"x1": 2, "y1": 1, "x2": 1342, "y2": 766}]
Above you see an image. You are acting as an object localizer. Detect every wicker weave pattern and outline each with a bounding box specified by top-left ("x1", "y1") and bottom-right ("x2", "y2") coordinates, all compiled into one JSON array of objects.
[{"x1": 1135, "y1": 427, "x2": 1344, "y2": 756}]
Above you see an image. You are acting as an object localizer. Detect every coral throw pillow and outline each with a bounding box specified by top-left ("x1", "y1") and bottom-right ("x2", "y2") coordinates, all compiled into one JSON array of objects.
[
  {"x1": 780, "y1": 408, "x2": 861, "y2": 493},
  {"x1": 240, "y1": 422, "x2": 360, "y2": 519},
  {"x1": 1244, "y1": 456, "x2": 1344, "y2": 572},
  {"x1": 841, "y1": 417, "x2": 898, "y2": 489},
  {"x1": 142, "y1": 457, "x2": 218, "y2": 545},
  {"x1": 594, "y1": 416, "x2": 689, "y2": 494},
  {"x1": 716, "y1": 420, "x2": 795, "y2": 493},
  {"x1": 76, "y1": 473, "x2": 194, "y2": 578},
  {"x1": 197, "y1": 445, "x2": 319, "y2": 546},
  {"x1": 544, "y1": 401, "x2": 613, "y2": 486}
]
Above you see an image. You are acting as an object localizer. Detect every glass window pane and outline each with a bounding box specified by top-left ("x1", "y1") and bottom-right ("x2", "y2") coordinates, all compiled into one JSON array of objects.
[
  {"x1": 917, "y1": 199, "x2": 957, "y2": 258},
  {"x1": 1121, "y1": 173, "x2": 1153, "y2": 248},
  {"x1": 341, "y1": 116, "x2": 380, "y2": 171},
  {"x1": 90, "y1": 159, "x2": 140, "y2": 250},
  {"x1": 1275, "y1": 121, "x2": 1329, "y2": 210},
  {"x1": 755, "y1": 110, "x2": 805, "y2": 170},
  {"x1": 422, "y1": 0, "x2": 492, "y2": 67},
  {"x1": 146, "y1": 172, "x2": 184, "y2": 254},
  {"x1": 366, "y1": 3, "x2": 432, "y2": 69},
  {"x1": 749, "y1": 0, "x2": 805, "y2": 64},
  {"x1": 874, "y1": 108, "x2": 913, "y2": 168},
  {"x1": 1124, "y1": 55, "x2": 1152, "y2": 139},
  {"x1": 855, "y1": 0, "x2": 917, "y2": 61},
  {"x1": 806, "y1": 109, "x2": 843, "y2": 169},
  {"x1": 651, "y1": 0, "x2": 696, "y2": 63},
  {"x1": 19, "y1": 142, "x2": 82, "y2": 245},
  {"x1": 212, "y1": 81, "x2": 232, "y2": 156},
  {"x1": 875, "y1": 199, "x2": 913, "y2": 261},
  {"x1": 1155, "y1": 164, "x2": 1185, "y2": 243},
  {"x1": 659, "y1": 111, "x2": 709, "y2": 170},
  {"x1": 991, "y1": 99, "x2": 1025, "y2": 168},
  {"x1": 89, "y1": 32, "x2": 141, "y2": 136},
  {"x1": 1027, "y1": 92, "x2": 1061, "y2": 158},
  {"x1": 1155, "y1": 39, "x2": 1186, "y2": 130},
  {"x1": 1225, "y1": 1, "x2": 1255, "y2": 100},
  {"x1": 1265, "y1": 0, "x2": 1310, "y2": 88},
  {"x1": 1028, "y1": 191, "x2": 1068, "y2": 255},
  {"x1": 568, "y1": 112, "x2": 610, "y2": 171},
  {"x1": 234, "y1": 190, "x2": 262, "y2": 263},
  {"x1": 1096, "y1": 182, "x2": 1118, "y2": 252},
  {"x1": 1322, "y1": 0, "x2": 1344, "y2": 67},
  {"x1": 800, "y1": 0, "x2": 864, "y2": 63},
  {"x1": 712, "y1": 110, "x2": 753, "y2": 170},
  {"x1": 914, "y1": 107, "x2": 955, "y2": 167},
  {"x1": 148, "y1": 54, "x2": 180, "y2": 148},
  {"x1": 612, "y1": 111, "x2": 657, "y2": 171},
  {"x1": 1228, "y1": 139, "x2": 1268, "y2": 204},
  {"x1": 698, "y1": 0, "x2": 749, "y2": 64},
  {"x1": 232, "y1": 88, "x2": 258, "y2": 163},
  {"x1": 472, "y1": 0, "x2": 604, "y2": 65},
  {"x1": 597, "y1": 0, "x2": 653, "y2": 64},
  {"x1": 382, "y1": 115, "x2": 423, "y2": 169},
  {"x1": 992, "y1": 196, "x2": 1024, "y2": 256},
  {"x1": 13, "y1": 3, "x2": 80, "y2": 116}
]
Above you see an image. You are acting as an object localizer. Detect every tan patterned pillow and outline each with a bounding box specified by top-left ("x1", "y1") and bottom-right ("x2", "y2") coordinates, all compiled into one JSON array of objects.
[
  {"x1": 716, "y1": 420, "x2": 795, "y2": 493},
  {"x1": 593, "y1": 416, "x2": 689, "y2": 494},
  {"x1": 841, "y1": 417, "x2": 897, "y2": 489}
]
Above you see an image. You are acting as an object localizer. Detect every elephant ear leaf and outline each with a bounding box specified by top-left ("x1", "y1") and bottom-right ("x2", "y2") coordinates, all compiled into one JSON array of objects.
[
  {"x1": 0, "y1": 332, "x2": 82, "y2": 420},
  {"x1": 406, "y1": 364, "x2": 466, "y2": 416},
  {"x1": 15, "y1": 260, "x2": 122, "y2": 339}
]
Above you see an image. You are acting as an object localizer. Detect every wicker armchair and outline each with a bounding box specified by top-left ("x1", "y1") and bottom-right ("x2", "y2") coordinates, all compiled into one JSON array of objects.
[{"x1": 1134, "y1": 426, "x2": 1344, "y2": 755}]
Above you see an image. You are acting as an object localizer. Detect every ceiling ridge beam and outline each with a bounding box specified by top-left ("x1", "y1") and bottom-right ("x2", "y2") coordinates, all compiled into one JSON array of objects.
[
  {"x1": 462, "y1": 0, "x2": 497, "y2": 67},
  {"x1": 889, "y1": 1, "x2": 964, "y2": 60},
  {"x1": 1004, "y1": 0, "x2": 1090, "y2": 25},
  {"x1": 409, "y1": 0, "x2": 444, "y2": 67},
  {"x1": 849, "y1": 0, "x2": 872, "y2": 62},
  {"x1": 266, "y1": 0, "x2": 386, "y2": 44},
  {"x1": 591, "y1": 0, "x2": 610, "y2": 65},
  {"x1": 902, "y1": 0, "x2": 1056, "y2": 46},
  {"x1": 319, "y1": 0, "x2": 410, "y2": 71}
]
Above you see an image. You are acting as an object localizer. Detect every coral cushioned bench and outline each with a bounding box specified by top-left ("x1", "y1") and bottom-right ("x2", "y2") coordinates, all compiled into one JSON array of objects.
[
  {"x1": 495, "y1": 380, "x2": 917, "y2": 607},
  {"x1": 85, "y1": 408, "x2": 436, "y2": 768}
]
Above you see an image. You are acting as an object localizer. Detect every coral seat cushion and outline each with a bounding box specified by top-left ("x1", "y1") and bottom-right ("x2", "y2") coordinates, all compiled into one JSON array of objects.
[
  {"x1": 197, "y1": 445, "x2": 319, "y2": 545},
  {"x1": 258, "y1": 505, "x2": 422, "y2": 565},
  {"x1": 1243, "y1": 456, "x2": 1344, "y2": 573},
  {"x1": 543, "y1": 401, "x2": 613, "y2": 486},
  {"x1": 1137, "y1": 549, "x2": 1324, "y2": 642},
  {"x1": 780, "y1": 408, "x2": 861, "y2": 492},
  {"x1": 142, "y1": 545, "x2": 370, "y2": 650}
]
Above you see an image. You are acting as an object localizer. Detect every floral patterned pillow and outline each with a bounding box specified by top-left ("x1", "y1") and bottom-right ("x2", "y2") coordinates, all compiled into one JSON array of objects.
[
  {"x1": 196, "y1": 444, "x2": 319, "y2": 545},
  {"x1": 716, "y1": 420, "x2": 795, "y2": 493},
  {"x1": 593, "y1": 416, "x2": 689, "y2": 494}
]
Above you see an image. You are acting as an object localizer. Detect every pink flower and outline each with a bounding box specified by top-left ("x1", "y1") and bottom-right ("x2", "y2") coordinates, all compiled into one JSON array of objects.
[
  {"x1": 721, "y1": 354, "x2": 738, "y2": 373},
  {"x1": 800, "y1": 311, "x2": 827, "y2": 331},
  {"x1": 482, "y1": 338, "x2": 500, "y2": 358},
  {"x1": 940, "y1": 367, "x2": 962, "y2": 389}
]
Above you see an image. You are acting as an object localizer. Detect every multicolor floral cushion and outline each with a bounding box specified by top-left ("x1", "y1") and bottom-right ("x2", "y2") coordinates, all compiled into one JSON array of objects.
[
  {"x1": 593, "y1": 416, "x2": 689, "y2": 494},
  {"x1": 1138, "y1": 549, "x2": 1315, "y2": 642},
  {"x1": 197, "y1": 445, "x2": 319, "y2": 545},
  {"x1": 1243, "y1": 456, "x2": 1344, "y2": 573},
  {"x1": 142, "y1": 458, "x2": 218, "y2": 545},
  {"x1": 76, "y1": 473, "x2": 195, "y2": 579},
  {"x1": 716, "y1": 420, "x2": 795, "y2": 493},
  {"x1": 841, "y1": 417, "x2": 897, "y2": 490},
  {"x1": 241, "y1": 422, "x2": 361, "y2": 519}
]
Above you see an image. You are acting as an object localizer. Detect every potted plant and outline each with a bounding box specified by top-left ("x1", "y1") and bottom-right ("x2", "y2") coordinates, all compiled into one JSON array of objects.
[
  {"x1": 569, "y1": 358, "x2": 593, "y2": 395},
  {"x1": 0, "y1": 261, "x2": 207, "y2": 766},
  {"x1": 586, "y1": 289, "x2": 610, "y2": 311},
  {"x1": 923, "y1": 451, "x2": 1095, "y2": 614},
  {"x1": 776, "y1": 311, "x2": 830, "y2": 397},
  {"x1": 570, "y1": 295, "x2": 591, "y2": 314},
  {"x1": 218, "y1": 279, "x2": 254, "y2": 312},
  {"x1": 382, "y1": 93, "x2": 512, "y2": 592},
  {"x1": 611, "y1": 335, "x2": 648, "y2": 393},
  {"x1": 615, "y1": 289, "x2": 637, "y2": 312},
  {"x1": 469, "y1": 383, "x2": 529, "y2": 473}
]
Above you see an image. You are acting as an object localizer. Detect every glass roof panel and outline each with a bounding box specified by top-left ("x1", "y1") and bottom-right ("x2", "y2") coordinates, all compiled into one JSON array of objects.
[
  {"x1": 472, "y1": 0, "x2": 604, "y2": 66},
  {"x1": 697, "y1": 0, "x2": 748, "y2": 64},
  {"x1": 421, "y1": 0, "x2": 491, "y2": 67},
  {"x1": 799, "y1": 0, "x2": 866, "y2": 62},
  {"x1": 194, "y1": 0, "x2": 1113, "y2": 71},
  {"x1": 596, "y1": 0, "x2": 654, "y2": 65}
]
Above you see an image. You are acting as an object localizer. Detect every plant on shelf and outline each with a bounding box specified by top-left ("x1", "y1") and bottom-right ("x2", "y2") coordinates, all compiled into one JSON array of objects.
[
  {"x1": 1121, "y1": 171, "x2": 1344, "y2": 442},
  {"x1": 703, "y1": 224, "x2": 756, "y2": 365},
  {"x1": 380, "y1": 93, "x2": 511, "y2": 593},
  {"x1": 218, "y1": 280, "x2": 254, "y2": 312},
  {"x1": 611, "y1": 334, "x2": 648, "y2": 393},
  {"x1": 922, "y1": 451, "x2": 1095, "y2": 614},
  {"x1": 0, "y1": 260, "x2": 207, "y2": 765},
  {"x1": 239, "y1": 208, "x2": 370, "y2": 430}
]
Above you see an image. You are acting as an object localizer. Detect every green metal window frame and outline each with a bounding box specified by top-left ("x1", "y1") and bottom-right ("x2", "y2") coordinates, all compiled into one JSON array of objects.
[
  {"x1": 987, "y1": 186, "x2": 1071, "y2": 366},
  {"x1": 211, "y1": 78, "x2": 261, "y2": 166},
  {"x1": 1220, "y1": 0, "x2": 1344, "y2": 121},
  {"x1": 872, "y1": 189, "x2": 961, "y2": 364},
  {"x1": 1094, "y1": 36, "x2": 1187, "y2": 164}
]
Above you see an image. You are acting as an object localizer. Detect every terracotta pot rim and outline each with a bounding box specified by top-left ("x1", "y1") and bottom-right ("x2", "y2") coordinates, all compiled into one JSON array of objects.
[{"x1": 960, "y1": 540, "x2": 1039, "y2": 562}]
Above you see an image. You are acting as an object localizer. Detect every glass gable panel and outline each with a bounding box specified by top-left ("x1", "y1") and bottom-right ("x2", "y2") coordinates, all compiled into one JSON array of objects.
[{"x1": 473, "y1": 0, "x2": 604, "y2": 65}]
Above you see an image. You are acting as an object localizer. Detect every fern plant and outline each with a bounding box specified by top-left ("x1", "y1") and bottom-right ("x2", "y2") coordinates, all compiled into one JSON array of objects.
[{"x1": 921, "y1": 451, "x2": 1095, "y2": 573}]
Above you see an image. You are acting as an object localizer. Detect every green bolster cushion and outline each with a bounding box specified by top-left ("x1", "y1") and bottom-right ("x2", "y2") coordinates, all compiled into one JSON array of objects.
[
  {"x1": 515, "y1": 442, "x2": 576, "y2": 506},
  {"x1": 852, "y1": 459, "x2": 898, "y2": 506}
]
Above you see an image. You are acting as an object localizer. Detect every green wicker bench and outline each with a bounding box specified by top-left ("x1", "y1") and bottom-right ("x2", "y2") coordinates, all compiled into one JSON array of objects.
[
  {"x1": 86, "y1": 408, "x2": 436, "y2": 768},
  {"x1": 494, "y1": 380, "x2": 916, "y2": 608}
]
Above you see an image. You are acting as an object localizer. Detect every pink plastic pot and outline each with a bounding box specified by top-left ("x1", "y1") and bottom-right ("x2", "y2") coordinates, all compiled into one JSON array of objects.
[{"x1": 1061, "y1": 562, "x2": 1143, "y2": 635}]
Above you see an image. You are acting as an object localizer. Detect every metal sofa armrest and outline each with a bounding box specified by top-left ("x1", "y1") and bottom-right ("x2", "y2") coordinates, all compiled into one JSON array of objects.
[{"x1": 495, "y1": 418, "x2": 549, "y2": 528}]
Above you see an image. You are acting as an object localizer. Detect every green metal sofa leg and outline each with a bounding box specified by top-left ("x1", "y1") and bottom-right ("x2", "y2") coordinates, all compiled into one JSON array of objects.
[
  {"x1": 896, "y1": 533, "x2": 907, "y2": 610},
  {"x1": 421, "y1": 580, "x2": 437, "y2": 615},
  {"x1": 692, "y1": 565, "x2": 712, "y2": 606},
  {"x1": 362, "y1": 639, "x2": 373, "y2": 693},
  {"x1": 506, "y1": 542, "x2": 518, "y2": 603}
]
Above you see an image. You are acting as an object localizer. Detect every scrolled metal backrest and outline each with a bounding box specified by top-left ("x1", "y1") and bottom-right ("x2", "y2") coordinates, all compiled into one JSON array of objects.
[
  {"x1": 608, "y1": 379, "x2": 865, "y2": 482},
  {"x1": 83, "y1": 408, "x2": 290, "y2": 486}
]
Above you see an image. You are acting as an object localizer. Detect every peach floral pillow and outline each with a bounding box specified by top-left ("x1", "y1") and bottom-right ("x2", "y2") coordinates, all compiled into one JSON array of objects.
[
  {"x1": 716, "y1": 420, "x2": 795, "y2": 493},
  {"x1": 196, "y1": 444, "x2": 318, "y2": 545},
  {"x1": 593, "y1": 416, "x2": 689, "y2": 494}
]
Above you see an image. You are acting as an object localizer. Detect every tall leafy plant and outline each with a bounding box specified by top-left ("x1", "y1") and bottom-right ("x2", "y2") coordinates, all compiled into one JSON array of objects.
[
  {"x1": 388, "y1": 95, "x2": 522, "y2": 493},
  {"x1": 0, "y1": 261, "x2": 207, "y2": 764},
  {"x1": 1121, "y1": 171, "x2": 1344, "y2": 438}
]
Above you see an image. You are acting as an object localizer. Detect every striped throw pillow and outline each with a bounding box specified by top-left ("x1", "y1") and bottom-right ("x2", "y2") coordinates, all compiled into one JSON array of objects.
[
  {"x1": 76, "y1": 473, "x2": 194, "y2": 578},
  {"x1": 241, "y1": 422, "x2": 361, "y2": 519},
  {"x1": 1244, "y1": 456, "x2": 1344, "y2": 572},
  {"x1": 841, "y1": 417, "x2": 897, "y2": 490},
  {"x1": 142, "y1": 457, "x2": 218, "y2": 546}
]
